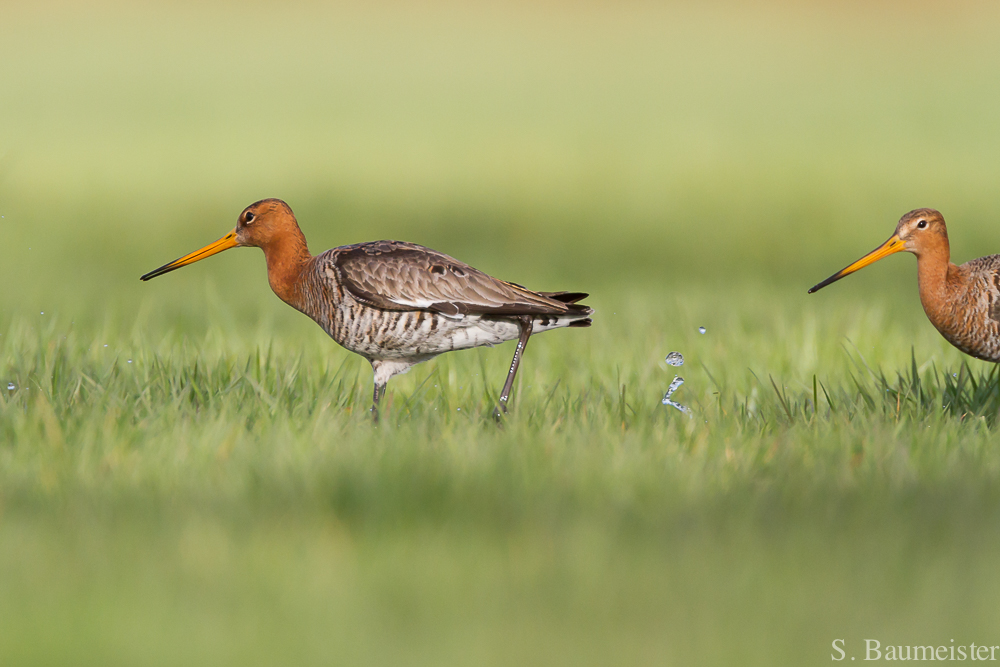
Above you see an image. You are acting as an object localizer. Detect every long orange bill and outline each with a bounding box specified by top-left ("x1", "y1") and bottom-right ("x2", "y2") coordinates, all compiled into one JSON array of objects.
[
  {"x1": 140, "y1": 230, "x2": 238, "y2": 281},
  {"x1": 808, "y1": 234, "x2": 906, "y2": 294}
]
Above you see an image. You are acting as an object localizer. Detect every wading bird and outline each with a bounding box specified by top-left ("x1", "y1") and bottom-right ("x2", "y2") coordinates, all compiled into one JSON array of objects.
[
  {"x1": 809, "y1": 208, "x2": 1000, "y2": 362},
  {"x1": 141, "y1": 199, "x2": 592, "y2": 418}
]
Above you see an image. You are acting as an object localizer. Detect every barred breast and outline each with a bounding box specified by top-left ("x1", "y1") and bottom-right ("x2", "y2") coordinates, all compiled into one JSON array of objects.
[{"x1": 933, "y1": 256, "x2": 1000, "y2": 362}]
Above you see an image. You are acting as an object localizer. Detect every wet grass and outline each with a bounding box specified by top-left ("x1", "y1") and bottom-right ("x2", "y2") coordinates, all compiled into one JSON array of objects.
[{"x1": 5, "y1": 1, "x2": 1000, "y2": 664}]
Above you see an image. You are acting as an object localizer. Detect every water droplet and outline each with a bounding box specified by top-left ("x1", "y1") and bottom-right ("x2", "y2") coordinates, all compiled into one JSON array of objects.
[
  {"x1": 698, "y1": 326, "x2": 707, "y2": 334},
  {"x1": 664, "y1": 352, "x2": 684, "y2": 367},
  {"x1": 6, "y1": 382, "x2": 14, "y2": 391},
  {"x1": 662, "y1": 375, "x2": 690, "y2": 414}
]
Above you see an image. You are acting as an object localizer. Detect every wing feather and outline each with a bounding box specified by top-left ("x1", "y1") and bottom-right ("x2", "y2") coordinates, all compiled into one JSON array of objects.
[{"x1": 321, "y1": 241, "x2": 589, "y2": 317}]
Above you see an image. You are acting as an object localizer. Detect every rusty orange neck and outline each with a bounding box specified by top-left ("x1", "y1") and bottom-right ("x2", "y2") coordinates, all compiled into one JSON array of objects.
[
  {"x1": 914, "y1": 237, "x2": 960, "y2": 330},
  {"x1": 261, "y1": 228, "x2": 312, "y2": 308}
]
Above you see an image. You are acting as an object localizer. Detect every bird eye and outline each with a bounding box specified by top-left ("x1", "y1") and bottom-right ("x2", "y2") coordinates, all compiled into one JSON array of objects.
[
  {"x1": 917, "y1": 219, "x2": 927, "y2": 229},
  {"x1": 244, "y1": 211, "x2": 255, "y2": 224}
]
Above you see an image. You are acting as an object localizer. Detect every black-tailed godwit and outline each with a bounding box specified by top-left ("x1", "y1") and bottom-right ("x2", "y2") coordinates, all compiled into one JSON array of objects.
[
  {"x1": 141, "y1": 199, "x2": 592, "y2": 417},
  {"x1": 809, "y1": 208, "x2": 1000, "y2": 362}
]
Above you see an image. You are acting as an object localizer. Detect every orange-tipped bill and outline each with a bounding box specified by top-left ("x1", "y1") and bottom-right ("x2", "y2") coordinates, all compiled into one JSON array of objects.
[
  {"x1": 808, "y1": 234, "x2": 906, "y2": 294},
  {"x1": 140, "y1": 230, "x2": 238, "y2": 281}
]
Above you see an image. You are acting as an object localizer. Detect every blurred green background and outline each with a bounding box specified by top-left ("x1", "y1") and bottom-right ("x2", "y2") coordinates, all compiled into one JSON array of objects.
[
  {"x1": 4, "y1": 2, "x2": 1000, "y2": 665},
  {"x1": 4, "y1": 0, "x2": 1000, "y2": 308}
]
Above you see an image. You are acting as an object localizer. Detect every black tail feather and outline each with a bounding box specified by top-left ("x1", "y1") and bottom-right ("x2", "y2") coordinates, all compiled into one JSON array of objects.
[{"x1": 539, "y1": 291, "x2": 589, "y2": 304}]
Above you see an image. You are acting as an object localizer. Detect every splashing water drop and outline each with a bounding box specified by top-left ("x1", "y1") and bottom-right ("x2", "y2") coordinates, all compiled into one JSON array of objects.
[
  {"x1": 698, "y1": 326, "x2": 707, "y2": 334},
  {"x1": 662, "y1": 375, "x2": 691, "y2": 414},
  {"x1": 665, "y1": 352, "x2": 684, "y2": 367}
]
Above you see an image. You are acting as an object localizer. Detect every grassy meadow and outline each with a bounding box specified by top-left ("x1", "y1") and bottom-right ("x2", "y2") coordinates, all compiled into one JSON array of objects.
[{"x1": 5, "y1": 1, "x2": 1000, "y2": 664}]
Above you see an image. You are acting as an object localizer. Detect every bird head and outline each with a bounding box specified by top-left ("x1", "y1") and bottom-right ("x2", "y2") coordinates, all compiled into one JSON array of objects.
[
  {"x1": 233, "y1": 199, "x2": 300, "y2": 249},
  {"x1": 808, "y1": 208, "x2": 948, "y2": 294},
  {"x1": 892, "y1": 208, "x2": 948, "y2": 257},
  {"x1": 140, "y1": 198, "x2": 299, "y2": 281}
]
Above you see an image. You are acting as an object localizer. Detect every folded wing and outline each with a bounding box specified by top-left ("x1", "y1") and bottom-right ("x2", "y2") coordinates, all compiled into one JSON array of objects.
[{"x1": 325, "y1": 241, "x2": 590, "y2": 317}]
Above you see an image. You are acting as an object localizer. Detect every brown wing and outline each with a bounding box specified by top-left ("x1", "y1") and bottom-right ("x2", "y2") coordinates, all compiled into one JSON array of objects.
[{"x1": 323, "y1": 241, "x2": 586, "y2": 317}]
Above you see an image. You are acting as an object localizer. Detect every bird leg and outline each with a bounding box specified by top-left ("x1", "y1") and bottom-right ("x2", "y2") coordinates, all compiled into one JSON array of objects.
[
  {"x1": 371, "y1": 380, "x2": 386, "y2": 423},
  {"x1": 495, "y1": 315, "x2": 534, "y2": 419}
]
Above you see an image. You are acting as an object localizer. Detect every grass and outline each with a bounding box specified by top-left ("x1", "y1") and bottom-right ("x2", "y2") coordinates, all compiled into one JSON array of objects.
[
  {"x1": 5, "y1": 1, "x2": 1000, "y2": 665},
  {"x1": 5, "y1": 289, "x2": 1000, "y2": 665}
]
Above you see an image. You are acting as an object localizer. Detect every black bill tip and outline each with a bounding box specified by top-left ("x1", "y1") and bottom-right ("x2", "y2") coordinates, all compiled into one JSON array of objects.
[
  {"x1": 807, "y1": 271, "x2": 846, "y2": 294},
  {"x1": 139, "y1": 261, "x2": 179, "y2": 282}
]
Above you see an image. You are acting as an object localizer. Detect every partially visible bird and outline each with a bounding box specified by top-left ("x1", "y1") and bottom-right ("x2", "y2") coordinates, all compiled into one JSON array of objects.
[
  {"x1": 809, "y1": 208, "x2": 1000, "y2": 362},
  {"x1": 141, "y1": 199, "x2": 592, "y2": 417}
]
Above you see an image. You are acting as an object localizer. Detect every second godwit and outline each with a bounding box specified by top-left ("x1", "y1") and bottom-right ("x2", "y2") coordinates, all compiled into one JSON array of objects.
[
  {"x1": 140, "y1": 199, "x2": 593, "y2": 417},
  {"x1": 809, "y1": 208, "x2": 1000, "y2": 362}
]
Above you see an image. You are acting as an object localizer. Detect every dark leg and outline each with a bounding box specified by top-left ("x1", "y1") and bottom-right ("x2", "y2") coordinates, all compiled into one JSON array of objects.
[
  {"x1": 495, "y1": 316, "x2": 534, "y2": 419},
  {"x1": 371, "y1": 380, "x2": 385, "y2": 422}
]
